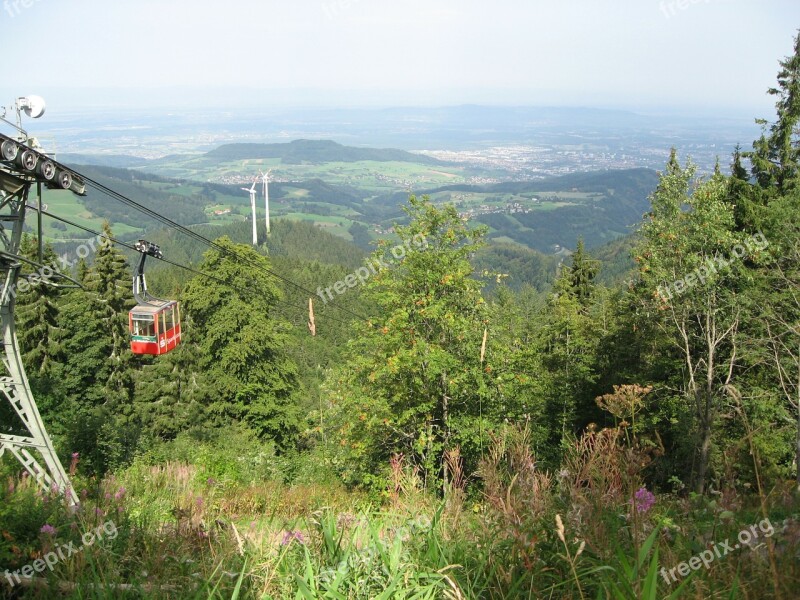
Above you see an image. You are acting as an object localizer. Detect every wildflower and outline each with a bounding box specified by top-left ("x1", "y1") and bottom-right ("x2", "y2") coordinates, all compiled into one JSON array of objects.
[
  {"x1": 40, "y1": 524, "x2": 56, "y2": 535},
  {"x1": 632, "y1": 487, "x2": 656, "y2": 513},
  {"x1": 555, "y1": 514, "x2": 566, "y2": 543},
  {"x1": 280, "y1": 530, "x2": 306, "y2": 546},
  {"x1": 114, "y1": 487, "x2": 126, "y2": 501}
]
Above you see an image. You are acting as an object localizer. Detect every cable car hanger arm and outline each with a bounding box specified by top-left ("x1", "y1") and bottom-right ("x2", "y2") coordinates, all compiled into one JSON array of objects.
[{"x1": 132, "y1": 239, "x2": 164, "y2": 306}]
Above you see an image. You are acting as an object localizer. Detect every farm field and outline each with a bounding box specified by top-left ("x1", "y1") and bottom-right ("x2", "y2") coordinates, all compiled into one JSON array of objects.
[
  {"x1": 36, "y1": 189, "x2": 142, "y2": 242},
  {"x1": 142, "y1": 157, "x2": 474, "y2": 192}
]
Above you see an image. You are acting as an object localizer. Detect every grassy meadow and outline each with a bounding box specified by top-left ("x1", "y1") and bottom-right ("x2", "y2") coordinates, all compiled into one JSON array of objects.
[{"x1": 2, "y1": 426, "x2": 797, "y2": 599}]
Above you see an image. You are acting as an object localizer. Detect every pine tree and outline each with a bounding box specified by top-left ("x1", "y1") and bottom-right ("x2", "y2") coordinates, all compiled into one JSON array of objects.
[
  {"x1": 749, "y1": 31, "x2": 800, "y2": 193},
  {"x1": 16, "y1": 235, "x2": 63, "y2": 375},
  {"x1": 564, "y1": 238, "x2": 599, "y2": 311},
  {"x1": 11, "y1": 235, "x2": 70, "y2": 443},
  {"x1": 727, "y1": 144, "x2": 759, "y2": 231},
  {"x1": 48, "y1": 225, "x2": 137, "y2": 474},
  {"x1": 82, "y1": 223, "x2": 135, "y2": 407},
  {"x1": 181, "y1": 236, "x2": 301, "y2": 449},
  {"x1": 537, "y1": 250, "x2": 600, "y2": 465}
]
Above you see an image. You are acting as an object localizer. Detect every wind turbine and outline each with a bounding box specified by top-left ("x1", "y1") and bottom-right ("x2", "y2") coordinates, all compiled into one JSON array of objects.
[
  {"x1": 260, "y1": 170, "x2": 271, "y2": 235},
  {"x1": 241, "y1": 178, "x2": 258, "y2": 245}
]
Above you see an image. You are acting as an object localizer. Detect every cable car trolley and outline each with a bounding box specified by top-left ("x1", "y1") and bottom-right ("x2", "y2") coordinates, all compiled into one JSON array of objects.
[{"x1": 129, "y1": 240, "x2": 181, "y2": 355}]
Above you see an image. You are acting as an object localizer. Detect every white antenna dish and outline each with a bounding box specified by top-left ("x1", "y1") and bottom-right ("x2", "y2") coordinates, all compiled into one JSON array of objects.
[{"x1": 18, "y1": 95, "x2": 46, "y2": 119}]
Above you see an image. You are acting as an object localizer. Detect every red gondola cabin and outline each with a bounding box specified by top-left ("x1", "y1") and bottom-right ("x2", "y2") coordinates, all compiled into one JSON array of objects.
[{"x1": 129, "y1": 300, "x2": 181, "y2": 355}]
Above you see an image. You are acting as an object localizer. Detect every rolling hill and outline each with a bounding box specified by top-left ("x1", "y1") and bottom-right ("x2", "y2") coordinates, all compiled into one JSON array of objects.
[{"x1": 203, "y1": 139, "x2": 446, "y2": 165}]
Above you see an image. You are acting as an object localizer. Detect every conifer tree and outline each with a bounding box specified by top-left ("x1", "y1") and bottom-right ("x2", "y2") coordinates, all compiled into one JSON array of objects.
[
  {"x1": 16, "y1": 235, "x2": 62, "y2": 375},
  {"x1": 536, "y1": 245, "x2": 600, "y2": 464},
  {"x1": 749, "y1": 31, "x2": 800, "y2": 194},
  {"x1": 182, "y1": 237, "x2": 300, "y2": 449}
]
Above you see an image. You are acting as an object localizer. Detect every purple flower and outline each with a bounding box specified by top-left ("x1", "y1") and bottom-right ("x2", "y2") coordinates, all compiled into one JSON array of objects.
[
  {"x1": 280, "y1": 530, "x2": 306, "y2": 546},
  {"x1": 632, "y1": 487, "x2": 656, "y2": 513},
  {"x1": 114, "y1": 487, "x2": 126, "y2": 501},
  {"x1": 40, "y1": 524, "x2": 56, "y2": 535}
]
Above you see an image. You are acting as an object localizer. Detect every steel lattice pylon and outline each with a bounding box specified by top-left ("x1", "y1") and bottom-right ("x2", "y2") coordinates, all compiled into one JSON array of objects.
[{"x1": 0, "y1": 171, "x2": 77, "y2": 505}]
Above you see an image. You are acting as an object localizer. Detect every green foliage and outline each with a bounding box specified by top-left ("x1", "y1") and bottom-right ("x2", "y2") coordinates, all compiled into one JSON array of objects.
[
  {"x1": 6, "y1": 36, "x2": 800, "y2": 600},
  {"x1": 76, "y1": 165, "x2": 208, "y2": 229},
  {"x1": 530, "y1": 240, "x2": 603, "y2": 465},
  {"x1": 471, "y1": 241, "x2": 558, "y2": 292},
  {"x1": 748, "y1": 31, "x2": 800, "y2": 193},
  {"x1": 182, "y1": 237, "x2": 301, "y2": 449},
  {"x1": 591, "y1": 530, "x2": 692, "y2": 599},
  {"x1": 16, "y1": 235, "x2": 63, "y2": 375},
  {"x1": 328, "y1": 195, "x2": 492, "y2": 487},
  {"x1": 632, "y1": 159, "x2": 756, "y2": 492}
]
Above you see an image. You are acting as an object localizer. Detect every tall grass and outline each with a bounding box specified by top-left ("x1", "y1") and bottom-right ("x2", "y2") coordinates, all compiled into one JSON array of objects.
[{"x1": 1, "y1": 424, "x2": 798, "y2": 598}]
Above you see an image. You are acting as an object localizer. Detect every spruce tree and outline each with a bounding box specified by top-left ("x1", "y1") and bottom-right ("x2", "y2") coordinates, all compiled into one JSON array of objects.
[
  {"x1": 749, "y1": 31, "x2": 800, "y2": 194},
  {"x1": 16, "y1": 235, "x2": 62, "y2": 375},
  {"x1": 182, "y1": 236, "x2": 301, "y2": 449}
]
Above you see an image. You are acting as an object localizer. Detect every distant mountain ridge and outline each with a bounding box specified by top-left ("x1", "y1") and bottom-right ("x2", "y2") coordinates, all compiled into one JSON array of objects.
[
  {"x1": 60, "y1": 153, "x2": 152, "y2": 168},
  {"x1": 204, "y1": 139, "x2": 444, "y2": 165}
]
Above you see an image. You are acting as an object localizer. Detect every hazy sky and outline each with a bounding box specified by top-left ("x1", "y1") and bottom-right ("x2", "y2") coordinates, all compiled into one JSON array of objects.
[{"x1": 1, "y1": 0, "x2": 798, "y2": 115}]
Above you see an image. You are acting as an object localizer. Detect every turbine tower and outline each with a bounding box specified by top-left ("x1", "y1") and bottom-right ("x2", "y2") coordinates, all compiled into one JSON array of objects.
[
  {"x1": 241, "y1": 178, "x2": 258, "y2": 245},
  {"x1": 260, "y1": 170, "x2": 271, "y2": 235}
]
